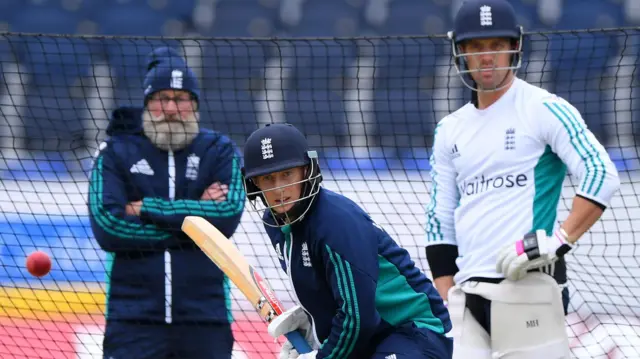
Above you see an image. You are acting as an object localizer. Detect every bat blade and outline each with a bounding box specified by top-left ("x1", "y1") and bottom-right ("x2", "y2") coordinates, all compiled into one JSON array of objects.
[{"x1": 181, "y1": 216, "x2": 312, "y2": 353}]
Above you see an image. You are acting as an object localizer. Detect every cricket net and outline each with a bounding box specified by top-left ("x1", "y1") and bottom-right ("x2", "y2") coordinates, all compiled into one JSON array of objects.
[{"x1": 0, "y1": 28, "x2": 639, "y2": 358}]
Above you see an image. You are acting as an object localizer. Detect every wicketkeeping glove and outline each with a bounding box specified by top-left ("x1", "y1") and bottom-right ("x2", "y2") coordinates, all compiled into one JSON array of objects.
[
  {"x1": 267, "y1": 305, "x2": 317, "y2": 359},
  {"x1": 496, "y1": 229, "x2": 574, "y2": 281}
]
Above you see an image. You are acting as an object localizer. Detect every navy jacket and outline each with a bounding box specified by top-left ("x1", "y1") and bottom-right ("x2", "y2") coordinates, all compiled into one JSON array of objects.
[
  {"x1": 264, "y1": 188, "x2": 451, "y2": 359},
  {"x1": 88, "y1": 107, "x2": 245, "y2": 324}
]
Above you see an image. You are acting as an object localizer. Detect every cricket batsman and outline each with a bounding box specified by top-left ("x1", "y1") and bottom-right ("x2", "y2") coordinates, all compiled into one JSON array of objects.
[
  {"x1": 240, "y1": 123, "x2": 453, "y2": 359},
  {"x1": 424, "y1": 0, "x2": 621, "y2": 358},
  {"x1": 88, "y1": 48, "x2": 245, "y2": 358}
]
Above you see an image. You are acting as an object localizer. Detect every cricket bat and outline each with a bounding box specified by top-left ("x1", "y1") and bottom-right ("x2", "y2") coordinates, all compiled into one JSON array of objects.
[{"x1": 181, "y1": 216, "x2": 312, "y2": 354}]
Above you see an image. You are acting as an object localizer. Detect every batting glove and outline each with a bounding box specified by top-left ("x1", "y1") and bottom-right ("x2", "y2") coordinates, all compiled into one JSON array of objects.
[
  {"x1": 295, "y1": 351, "x2": 318, "y2": 359},
  {"x1": 277, "y1": 343, "x2": 317, "y2": 359},
  {"x1": 496, "y1": 229, "x2": 573, "y2": 281},
  {"x1": 267, "y1": 305, "x2": 316, "y2": 359}
]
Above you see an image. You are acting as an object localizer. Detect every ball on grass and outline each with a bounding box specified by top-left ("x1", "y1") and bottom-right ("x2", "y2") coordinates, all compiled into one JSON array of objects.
[{"x1": 26, "y1": 251, "x2": 52, "y2": 278}]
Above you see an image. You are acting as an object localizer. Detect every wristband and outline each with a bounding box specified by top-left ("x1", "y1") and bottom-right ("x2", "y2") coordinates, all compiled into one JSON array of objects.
[
  {"x1": 521, "y1": 231, "x2": 541, "y2": 260},
  {"x1": 558, "y1": 227, "x2": 569, "y2": 242}
]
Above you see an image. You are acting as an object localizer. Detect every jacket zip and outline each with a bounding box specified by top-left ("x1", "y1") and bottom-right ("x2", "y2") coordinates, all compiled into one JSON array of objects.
[
  {"x1": 284, "y1": 231, "x2": 320, "y2": 346},
  {"x1": 165, "y1": 150, "x2": 176, "y2": 324}
]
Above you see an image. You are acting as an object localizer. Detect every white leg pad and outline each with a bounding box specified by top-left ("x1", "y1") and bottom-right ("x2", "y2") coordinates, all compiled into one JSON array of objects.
[
  {"x1": 461, "y1": 273, "x2": 570, "y2": 359},
  {"x1": 448, "y1": 286, "x2": 493, "y2": 359}
]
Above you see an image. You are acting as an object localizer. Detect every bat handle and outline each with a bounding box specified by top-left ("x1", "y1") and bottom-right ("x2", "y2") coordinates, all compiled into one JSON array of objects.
[{"x1": 285, "y1": 330, "x2": 313, "y2": 354}]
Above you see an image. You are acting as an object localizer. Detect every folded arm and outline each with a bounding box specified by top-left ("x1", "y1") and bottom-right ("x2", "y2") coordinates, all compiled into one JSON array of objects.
[
  {"x1": 140, "y1": 141, "x2": 245, "y2": 238},
  {"x1": 88, "y1": 148, "x2": 174, "y2": 252}
]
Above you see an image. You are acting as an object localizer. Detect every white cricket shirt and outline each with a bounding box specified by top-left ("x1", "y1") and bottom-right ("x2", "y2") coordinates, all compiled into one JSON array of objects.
[{"x1": 425, "y1": 78, "x2": 620, "y2": 285}]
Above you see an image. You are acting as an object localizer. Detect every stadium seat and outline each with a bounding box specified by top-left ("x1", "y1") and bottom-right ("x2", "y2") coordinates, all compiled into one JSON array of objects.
[
  {"x1": 289, "y1": 40, "x2": 357, "y2": 91},
  {"x1": 12, "y1": 34, "x2": 92, "y2": 151},
  {"x1": 508, "y1": 0, "x2": 543, "y2": 30},
  {"x1": 22, "y1": 87, "x2": 86, "y2": 152},
  {"x1": 553, "y1": 0, "x2": 624, "y2": 30},
  {"x1": 279, "y1": 39, "x2": 356, "y2": 145},
  {"x1": 199, "y1": 90, "x2": 258, "y2": 140},
  {"x1": 17, "y1": 38, "x2": 92, "y2": 88},
  {"x1": 199, "y1": 37, "x2": 269, "y2": 138},
  {"x1": 203, "y1": 40, "x2": 268, "y2": 84},
  {"x1": 114, "y1": 0, "x2": 197, "y2": 19},
  {"x1": 544, "y1": 11, "x2": 621, "y2": 144},
  {"x1": 634, "y1": 60, "x2": 640, "y2": 146},
  {"x1": 27, "y1": 0, "x2": 103, "y2": 23},
  {"x1": 284, "y1": 89, "x2": 348, "y2": 144},
  {"x1": 162, "y1": 0, "x2": 198, "y2": 19},
  {"x1": 549, "y1": 64, "x2": 612, "y2": 143},
  {"x1": 0, "y1": 1, "x2": 20, "y2": 27},
  {"x1": 9, "y1": 6, "x2": 81, "y2": 35},
  {"x1": 368, "y1": 35, "x2": 441, "y2": 148},
  {"x1": 546, "y1": 24, "x2": 619, "y2": 86},
  {"x1": 373, "y1": 37, "x2": 439, "y2": 91},
  {"x1": 0, "y1": 35, "x2": 17, "y2": 63},
  {"x1": 96, "y1": 5, "x2": 172, "y2": 36},
  {"x1": 10, "y1": 5, "x2": 94, "y2": 78},
  {"x1": 209, "y1": 1, "x2": 276, "y2": 37},
  {"x1": 376, "y1": 0, "x2": 448, "y2": 36},
  {"x1": 282, "y1": 0, "x2": 360, "y2": 38},
  {"x1": 86, "y1": 0, "x2": 195, "y2": 19},
  {"x1": 372, "y1": 88, "x2": 434, "y2": 146}
]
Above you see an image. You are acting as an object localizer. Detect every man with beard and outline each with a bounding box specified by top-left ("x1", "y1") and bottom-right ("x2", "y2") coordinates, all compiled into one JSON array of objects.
[{"x1": 88, "y1": 48, "x2": 245, "y2": 359}]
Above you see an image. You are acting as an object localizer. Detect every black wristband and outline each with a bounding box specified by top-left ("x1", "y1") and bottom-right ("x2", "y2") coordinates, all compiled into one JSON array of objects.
[
  {"x1": 522, "y1": 232, "x2": 542, "y2": 260},
  {"x1": 426, "y1": 244, "x2": 459, "y2": 279}
]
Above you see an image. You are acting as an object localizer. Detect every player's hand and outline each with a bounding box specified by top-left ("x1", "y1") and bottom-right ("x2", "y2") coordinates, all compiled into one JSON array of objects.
[
  {"x1": 278, "y1": 343, "x2": 317, "y2": 359},
  {"x1": 125, "y1": 201, "x2": 142, "y2": 216},
  {"x1": 267, "y1": 305, "x2": 316, "y2": 359},
  {"x1": 201, "y1": 182, "x2": 228, "y2": 202},
  {"x1": 496, "y1": 229, "x2": 573, "y2": 281},
  {"x1": 295, "y1": 351, "x2": 317, "y2": 359}
]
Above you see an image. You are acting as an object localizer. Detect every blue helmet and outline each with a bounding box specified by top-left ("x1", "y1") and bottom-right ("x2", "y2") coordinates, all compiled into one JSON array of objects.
[
  {"x1": 242, "y1": 123, "x2": 323, "y2": 226},
  {"x1": 447, "y1": 0, "x2": 523, "y2": 92}
]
